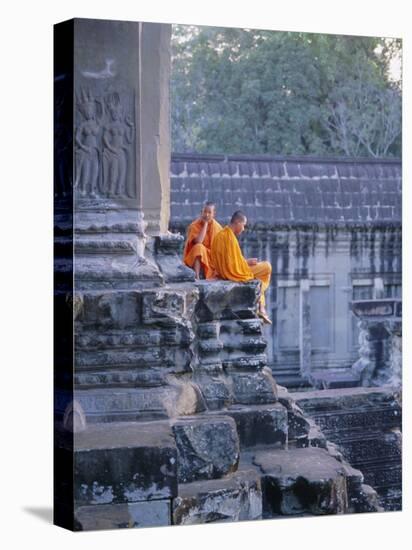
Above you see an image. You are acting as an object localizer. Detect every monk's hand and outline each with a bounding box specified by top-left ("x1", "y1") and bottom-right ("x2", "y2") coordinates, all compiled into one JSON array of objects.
[{"x1": 247, "y1": 258, "x2": 258, "y2": 266}]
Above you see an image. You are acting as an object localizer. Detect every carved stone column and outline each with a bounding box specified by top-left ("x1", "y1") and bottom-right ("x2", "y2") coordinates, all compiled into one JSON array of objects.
[
  {"x1": 299, "y1": 279, "x2": 311, "y2": 379},
  {"x1": 350, "y1": 299, "x2": 402, "y2": 387},
  {"x1": 68, "y1": 18, "x2": 172, "y2": 290}
]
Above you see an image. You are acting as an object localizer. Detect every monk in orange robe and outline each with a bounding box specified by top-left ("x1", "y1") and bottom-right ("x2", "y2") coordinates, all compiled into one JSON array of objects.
[
  {"x1": 183, "y1": 202, "x2": 223, "y2": 279},
  {"x1": 211, "y1": 210, "x2": 272, "y2": 324}
]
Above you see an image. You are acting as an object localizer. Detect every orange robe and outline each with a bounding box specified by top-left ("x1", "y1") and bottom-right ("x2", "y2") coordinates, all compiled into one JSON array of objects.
[
  {"x1": 210, "y1": 225, "x2": 272, "y2": 306},
  {"x1": 183, "y1": 218, "x2": 223, "y2": 279}
]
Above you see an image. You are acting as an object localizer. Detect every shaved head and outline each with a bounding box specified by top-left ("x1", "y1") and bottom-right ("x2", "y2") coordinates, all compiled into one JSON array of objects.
[
  {"x1": 200, "y1": 201, "x2": 216, "y2": 222},
  {"x1": 230, "y1": 210, "x2": 247, "y2": 224},
  {"x1": 230, "y1": 210, "x2": 248, "y2": 236}
]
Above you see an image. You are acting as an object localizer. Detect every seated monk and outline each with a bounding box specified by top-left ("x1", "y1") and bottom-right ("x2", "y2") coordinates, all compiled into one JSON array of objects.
[
  {"x1": 210, "y1": 210, "x2": 272, "y2": 324},
  {"x1": 183, "y1": 201, "x2": 223, "y2": 279}
]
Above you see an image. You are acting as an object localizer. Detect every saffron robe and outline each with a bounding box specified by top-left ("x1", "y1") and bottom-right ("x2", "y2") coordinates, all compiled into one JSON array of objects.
[
  {"x1": 210, "y1": 225, "x2": 272, "y2": 306},
  {"x1": 183, "y1": 218, "x2": 223, "y2": 279}
]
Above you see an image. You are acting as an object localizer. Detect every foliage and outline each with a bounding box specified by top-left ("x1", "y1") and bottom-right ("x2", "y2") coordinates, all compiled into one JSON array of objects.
[{"x1": 171, "y1": 27, "x2": 401, "y2": 157}]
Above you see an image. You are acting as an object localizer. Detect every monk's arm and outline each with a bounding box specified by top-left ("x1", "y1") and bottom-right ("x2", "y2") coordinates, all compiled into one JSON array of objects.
[{"x1": 194, "y1": 221, "x2": 208, "y2": 244}]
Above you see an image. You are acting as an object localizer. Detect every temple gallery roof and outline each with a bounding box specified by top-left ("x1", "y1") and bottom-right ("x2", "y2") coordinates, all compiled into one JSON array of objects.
[{"x1": 170, "y1": 153, "x2": 402, "y2": 227}]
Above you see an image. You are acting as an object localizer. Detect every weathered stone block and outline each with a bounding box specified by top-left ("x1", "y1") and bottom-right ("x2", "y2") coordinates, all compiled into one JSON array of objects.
[
  {"x1": 222, "y1": 355, "x2": 268, "y2": 369},
  {"x1": 75, "y1": 346, "x2": 192, "y2": 371},
  {"x1": 172, "y1": 415, "x2": 240, "y2": 483},
  {"x1": 192, "y1": 372, "x2": 232, "y2": 410},
  {"x1": 198, "y1": 339, "x2": 224, "y2": 355},
  {"x1": 196, "y1": 322, "x2": 219, "y2": 339},
  {"x1": 222, "y1": 336, "x2": 267, "y2": 354},
  {"x1": 74, "y1": 368, "x2": 168, "y2": 388},
  {"x1": 231, "y1": 367, "x2": 278, "y2": 405},
  {"x1": 74, "y1": 421, "x2": 177, "y2": 505},
  {"x1": 339, "y1": 463, "x2": 381, "y2": 513},
  {"x1": 195, "y1": 280, "x2": 260, "y2": 322},
  {"x1": 142, "y1": 290, "x2": 187, "y2": 326},
  {"x1": 75, "y1": 291, "x2": 142, "y2": 328},
  {"x1": 172, "y1": 470, "x2": 262, "y2": 525},
  {"x1": 76, "y1": 324, "x2": 194, "y2": 350},
  {"x1": 74, "y1": 499, "x2": 171, "y2": 530},
  {"x1": 277, "y1": 388, "x2": 311, "y2": 443},
  {"x1": 75, "y1": 381, "x2": 205, "y2": 422},
  {"x1": 223, "y1": 404, "x2": 288, "y2": 449},
  {"x1": 154, "y1": 234, "x2": 195, "y2": 282},
  {"x1": 254, "y1": 447, "x2": 349, "y2": 517},
  {"x1": 222, "y1": 318, "x2": 263, "y2": 336},
  {"x1": 355, "y1": 484, "x2": 384, "y2": 513}
]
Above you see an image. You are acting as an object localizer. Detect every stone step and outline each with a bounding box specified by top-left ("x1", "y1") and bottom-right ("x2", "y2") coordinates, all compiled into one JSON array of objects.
[
  {"x1": 61, "y1": 383, "x2": 205, "y2": 423},
  {"x1": 292, "y1": 386, "x2": 402, "y2": 511},
  {"x1": 271, "y1": 365, "x2": 301, "y2": 374},
  {"x1": 274, "y1": 375, "x2": 311, "y2": 390},
  {"x1": 73, "y1": 369, "x2": 170, "y2": 388},
  {"x1": 71, "y1": 420, "x2": 178, "y2": 508},
  {"x1": 171, "y1": 415, "x2": 240, "y2": 483},
  {"x1": 309, "y1": 370, "x2": 361, "y2": 389},
  {"x1": 172, "y1": 469, "x2": 262, "y2": 525},
  {"x1": 271, "y1": 368, "x2": 301, "y2": 377},
  {"x1": 74, "y1": 238, "x2": 138, "y2": 255},
  {"x1": 251, "y1": 446, "x2": 356, "y2": 517},
  {"x1": 270, "y1": 366, "x2": 312, "y2": 391},
  {"x1": 217, "y1": 403, "x2": 288, "y2": 450},
  {"x1": 74, "y1": 256, "x2": 164, "y2": 290},
  {"x1": 74, "y1": 347, "x2": 191, "y2": 372}
]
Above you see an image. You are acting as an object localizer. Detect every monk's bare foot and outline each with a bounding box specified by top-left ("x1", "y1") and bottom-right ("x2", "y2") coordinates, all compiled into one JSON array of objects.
[{"x1": 257, "y1": 306, "x2": 272, "y2": 325}]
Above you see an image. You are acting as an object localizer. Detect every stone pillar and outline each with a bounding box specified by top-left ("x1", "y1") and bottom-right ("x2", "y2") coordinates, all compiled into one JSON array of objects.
[
  {"x1": 350, "y1": 299, "x2": 402, "y2": 387},
  {"x1": 54, "y1": 20, "x2": 189, "y2": 530},
  {"x1": 67, "y1": 18, "x2": 172, "y2": 289},
  {"x1": 299, "y1": 279, "x2": 311, "y2": 378},
  {"x1": 386, "y1": 321, "x2": 402, "y2": 387},
  {"x1": 142, "y1": 23, "x2": 171, "y2": 235}
]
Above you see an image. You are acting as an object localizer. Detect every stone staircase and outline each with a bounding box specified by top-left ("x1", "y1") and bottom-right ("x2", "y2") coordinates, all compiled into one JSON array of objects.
[
  {"x1": 270, "y1": 363, "x2": 311, "y2": 391},
  {"x1": 309, "y1": 369, "x2": 361, "y2": 390},
  {"x1": 68, "y1": 396, "x2": 382, "y2": 530},
  {"x1": 55, "y1": 277, "x2": 384, "y2": 530},
  {"x1": 293, "y1": 387, "x2": 402, "y2": 511}
]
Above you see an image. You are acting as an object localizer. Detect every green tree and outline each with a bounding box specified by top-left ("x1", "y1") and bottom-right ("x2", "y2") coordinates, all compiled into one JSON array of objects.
[{"x1": 171, "y1": 26, "x2": 401, "y2": 157}]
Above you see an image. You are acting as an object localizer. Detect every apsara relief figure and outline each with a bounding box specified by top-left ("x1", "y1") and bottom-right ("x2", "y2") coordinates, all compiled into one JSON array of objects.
[
  {"x1": 102, "y1": 92, "x2": 134, "y2": 197},
  {"x1": 74, "y1": 89, "x2": 102, "y2": 196}
]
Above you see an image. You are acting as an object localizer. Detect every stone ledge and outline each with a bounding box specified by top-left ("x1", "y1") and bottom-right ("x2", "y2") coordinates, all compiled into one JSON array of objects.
[
  {"x1": 253, "y1": 447, "x2": 350, "y2": 516},
  {"x1": 172, "y1": 469, "x2": 262, "y2": 525},
  {"x1": 215, "y1": 404, "x2": 288, "y2": 450},
  {"x1": 74, "y1": 421, "x2": 177, "y2": 505},
  {"x1": 73, "y1": 382, "x2": 205, "y2": 422}
]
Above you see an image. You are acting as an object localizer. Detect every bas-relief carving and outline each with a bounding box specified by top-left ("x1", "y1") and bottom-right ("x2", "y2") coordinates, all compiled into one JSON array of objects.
[
  {"x1": 74, "y1": 88, "x2": 135, "y2": 200},
  {"x1": 314, "y1": 409, "x2": 400, "y2": 432},
  {"x1": 75, "y1": 89, "x2": 102, "y2": 196},
  {"x1": 102, "y1": 92, "x2": 134, "y2": 198}
]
